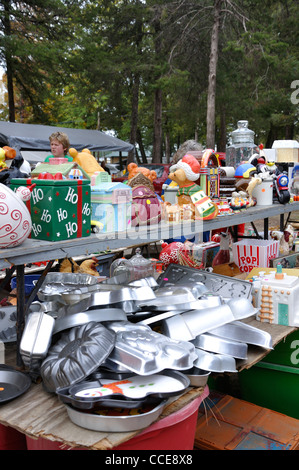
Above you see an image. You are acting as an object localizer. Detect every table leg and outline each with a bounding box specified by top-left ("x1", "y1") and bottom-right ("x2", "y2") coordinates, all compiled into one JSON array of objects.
[
  {"x1": 16, "y1": 265, "x2": 25, "y2": 367},
  {"x1": 264, "y1": 218, "x2": 269, "y2": 239}
]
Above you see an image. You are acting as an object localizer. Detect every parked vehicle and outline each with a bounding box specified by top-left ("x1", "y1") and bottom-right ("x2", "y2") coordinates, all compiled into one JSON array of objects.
[{"x1": 113, "y1": 163, "x2": 172, "y2": 195}]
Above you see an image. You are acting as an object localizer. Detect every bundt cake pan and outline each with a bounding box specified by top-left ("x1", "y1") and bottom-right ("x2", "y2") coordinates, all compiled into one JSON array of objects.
[{"x1": 40, "y1": 322, "x2": 116, "y2": 392}]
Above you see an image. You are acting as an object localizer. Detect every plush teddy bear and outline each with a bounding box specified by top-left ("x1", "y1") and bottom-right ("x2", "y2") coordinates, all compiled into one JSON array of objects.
[{"x1": 69, "y1": 148, "x2": 104, "y2": 178}]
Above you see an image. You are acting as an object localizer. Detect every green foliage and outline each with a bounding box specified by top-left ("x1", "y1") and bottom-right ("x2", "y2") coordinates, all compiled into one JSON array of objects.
[{"x1": 0, "y1": 0, "x2": 298, "y2": 157}]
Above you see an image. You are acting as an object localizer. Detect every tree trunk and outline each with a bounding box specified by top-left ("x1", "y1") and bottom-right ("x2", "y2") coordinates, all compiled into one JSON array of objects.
[
  {"x1": 136, "y1": 128, "x2": 148, "y2": 163},
  {"x1": 206, "y1": 0, "x2": 222, "y2": 149},
  {"x1": 217, "y1": 107, "x2": 227, "y2": 152},
  {"x1": 165, "y1": 131, "x2": 171, "y2": 163},
  {"x1": 152, "y1": 8, "x2": 163, "y2": 163},
  {"x1": 127, "y1": 73, "x2": 140, "y2": 164},
  {"x1": 3, "y1": 0, "x2": 15, "y2": 122},
  {"x1": 153, "y1": 87, "x2": 163, "y2": 162}
]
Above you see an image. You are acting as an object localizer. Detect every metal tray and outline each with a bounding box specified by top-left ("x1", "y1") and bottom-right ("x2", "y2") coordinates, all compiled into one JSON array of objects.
[
  {"x1": 0, "y1": 306, "x2": 17, "y2": 342},
  {"x1": 53, "y1": 308, "x2": 127, "y2": 334},
  {"x1": 162, "y1": 304, "x2": 235, "y2": 341},
  {"x1": 56, "y1": 286, "x2": 155, "y2": 316},
  {"x1": 137, "y1": 286, "x2": 197, "y2": 309},
  {"x1": 183, "y1": 367, "x2": 211, "y2": 387},
  {"x1": 193, "y1": 348, "x2": 237, "y2": 373},
  {"x1": 225, "y1": 297, "x2": 259, "y2": 320},
  {"x1": 192, "y1": 333, "x2": 248, "y2": 359},
  {"x1": 209, "y1": 320, "x2": 273, "y2": 349},
  {"x1": 20, "y1": 312, "x2": 55, "y2": 368},
  {"x1": 157, "y1": 264, "x2": 252, "y2": 299},
  {"x1": 105, "y1": 321, "x2": 197, "y2": 375},
  {"x1": 65, "y1": 399, "x2": 167, "y2": 432},
  {"x1": 0, "y1": 365, "x2": 31, "y2": 403},
  {"x1": 37, "y1": 272, "x2": 98, "y2": 302}
]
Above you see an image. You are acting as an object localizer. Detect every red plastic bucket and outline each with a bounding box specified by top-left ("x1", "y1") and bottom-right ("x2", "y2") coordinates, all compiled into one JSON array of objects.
[
  {"x1": 26, "y1": 387, "x2": 209, "y2": 451},
  {"x1": 0, "y1": 423, "x2": 27, "y2": 450}
]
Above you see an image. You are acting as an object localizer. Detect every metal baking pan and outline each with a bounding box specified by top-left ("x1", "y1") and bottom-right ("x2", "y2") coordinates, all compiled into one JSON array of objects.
[
  {"x1": 57, "y1": 286, "x2": 155, "y2": 316},
  {"x1": 57, "y1": 384, "x2": 160, "y2": 410},
  {"x1": 193, "y1": 348, "x2": 237, "y2": 373},
  {"x1": 37, "y1": 272, "x2": 98, "y2": 302},
  {"x1": 128, "y1": 277, "x2": 158, "y2": 288},
  {"x1": 162, "y1": 304, "x2": 235, "y2": 341},
  {"x1": 209, "y1": 320, "x2": 273, "y2": 349},
  {"x1": 183, "y1": 367, "x2": 211, "y2": 387},
  {"x1": 157, "y1": 264, "x2": 252, "y2": 299},
  {"x1": 137, "y1": 286, "x2": 197, "y2": 309},
  {"x1": 57, "y1": 370, "x2": 189, "y2": 411},
  {"x1": 0, "y1": 365, "x2": 31, "y2": 403},
  {"x1": 138, "y1": 293, "x2": 223, "y2": 313},
  {"x1": 70, "y1": 370, "x2": 189, "y2": 400},
  {"x1": 106, "y1": 321, "x2": 197, "y2": 375},
  {"x1": 41, "y1": 322, "x2": 116, "y2": 392},
  {"x1": 0, "y1": 306, "x2": 17, "y2": 342},
  {"x1": 192, "y1": 333, "x2": 248, "y2": 359},
  {"x1": 225, "y1": 297, "x2": 259, "y2": 320},
  {"x1": 65, "y1": 399, "x2": 167, "y2": 432},
  {"x1": 53, "y1": 308, "x2": 127, "y2": 334},
  {"x1": 20, "y1": 312, "x2": 55, "y2": 366}
]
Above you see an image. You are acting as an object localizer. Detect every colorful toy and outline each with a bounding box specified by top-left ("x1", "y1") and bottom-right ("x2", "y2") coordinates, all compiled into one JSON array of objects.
[
  {"x1": 168, "y1": 154, "x2": 201, "y2": 218},
  {"x1": 127, "y1": 163, "x2": 157, "y2": 184},
  {"x1": 229, "y1": 191, "x2": 249, "y2": 211},
  {"x1": 69, "y1": 148, "x2": 104, "y2": 178},
  {"x1": 188, "y1": 149, "x2": 220, "y2": 197},
  {"x1": 235, "y1": 163, "x2": 256, "y2": 178},
  {"x1": 0, "y1": 155, "x2": 30, "y2": 186},
  {"x1": 191, "y1": 190, "x2": 218, "y2": 220}
]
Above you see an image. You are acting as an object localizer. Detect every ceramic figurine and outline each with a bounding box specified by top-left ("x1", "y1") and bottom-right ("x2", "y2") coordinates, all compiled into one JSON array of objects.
[
  {"x1": 168, "y1": 154, "x2": 201, "y2": 218},
  {"x1": 0, "y1": 182, "x2": 35, "y2": 248}
]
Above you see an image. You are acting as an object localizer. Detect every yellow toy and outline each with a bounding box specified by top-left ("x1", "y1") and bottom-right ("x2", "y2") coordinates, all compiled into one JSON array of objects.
[
  {"x1": 69, "y1": 148, "x2": 104, "y2": 178},
  {"x1": 0, "y1": 146, "x2": 17, "y2": 170}
]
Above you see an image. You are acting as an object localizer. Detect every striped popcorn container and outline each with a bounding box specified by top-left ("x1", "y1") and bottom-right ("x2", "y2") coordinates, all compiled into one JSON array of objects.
[{"x1": 232, "y1": 239, "x2": 280, "y2": 273}]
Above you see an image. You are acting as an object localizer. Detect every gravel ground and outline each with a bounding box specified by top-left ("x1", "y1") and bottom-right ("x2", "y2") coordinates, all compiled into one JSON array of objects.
[{"x1": 244, "y1": 210, "x2": 299, "y2": 234}]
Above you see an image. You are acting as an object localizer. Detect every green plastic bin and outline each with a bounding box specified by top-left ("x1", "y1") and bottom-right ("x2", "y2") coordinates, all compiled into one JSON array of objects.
[
  {"x1": 238, "y1": 361, "x2": 299, "y2": 419},
  {"x1": 238, "y1": 330, "x2": 299, "y2": 419}
]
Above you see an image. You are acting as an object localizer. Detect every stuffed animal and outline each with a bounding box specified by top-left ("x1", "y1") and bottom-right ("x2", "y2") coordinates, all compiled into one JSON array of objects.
[
  {"x1": 168, "y1": 154, "x2": 201, "y2": 218},
  {"x1": 69, "y1": 148, "x2": 104, "y2": 178},
  {"x1": 127, "y1": 163, "x2": 157, "y2": 183},
  {"x1": 0, "y1": 155, "x2": 30, "y2": 186},
  {"x1": 270, "y1": 224, "x2": 294, "y2": 255},
  {"x1": 0, "y1": 146, "x2": 17, "y2": 171}
]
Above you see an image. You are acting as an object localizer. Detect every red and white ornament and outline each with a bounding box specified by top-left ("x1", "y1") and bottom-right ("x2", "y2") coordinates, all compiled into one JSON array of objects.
[
  {"x1": 0, "y1": 183, "x2": 32, "y2": 248},
  {"x1": 159, "y1": 241, "x2": 189, "y2": 267}
]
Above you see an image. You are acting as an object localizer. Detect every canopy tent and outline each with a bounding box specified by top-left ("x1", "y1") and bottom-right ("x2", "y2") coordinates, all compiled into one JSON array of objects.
[{"x1": 0, "y1": 121, "x2": 134, "y2": 153}]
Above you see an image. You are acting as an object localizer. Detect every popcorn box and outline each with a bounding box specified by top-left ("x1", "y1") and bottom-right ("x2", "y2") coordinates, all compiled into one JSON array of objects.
[
  {"x1": 232, "y1": 239, "x2": 280, "y2": 273},
  {"x1": 11, "y1": 178, "x2": 91, "y2": 241}
]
